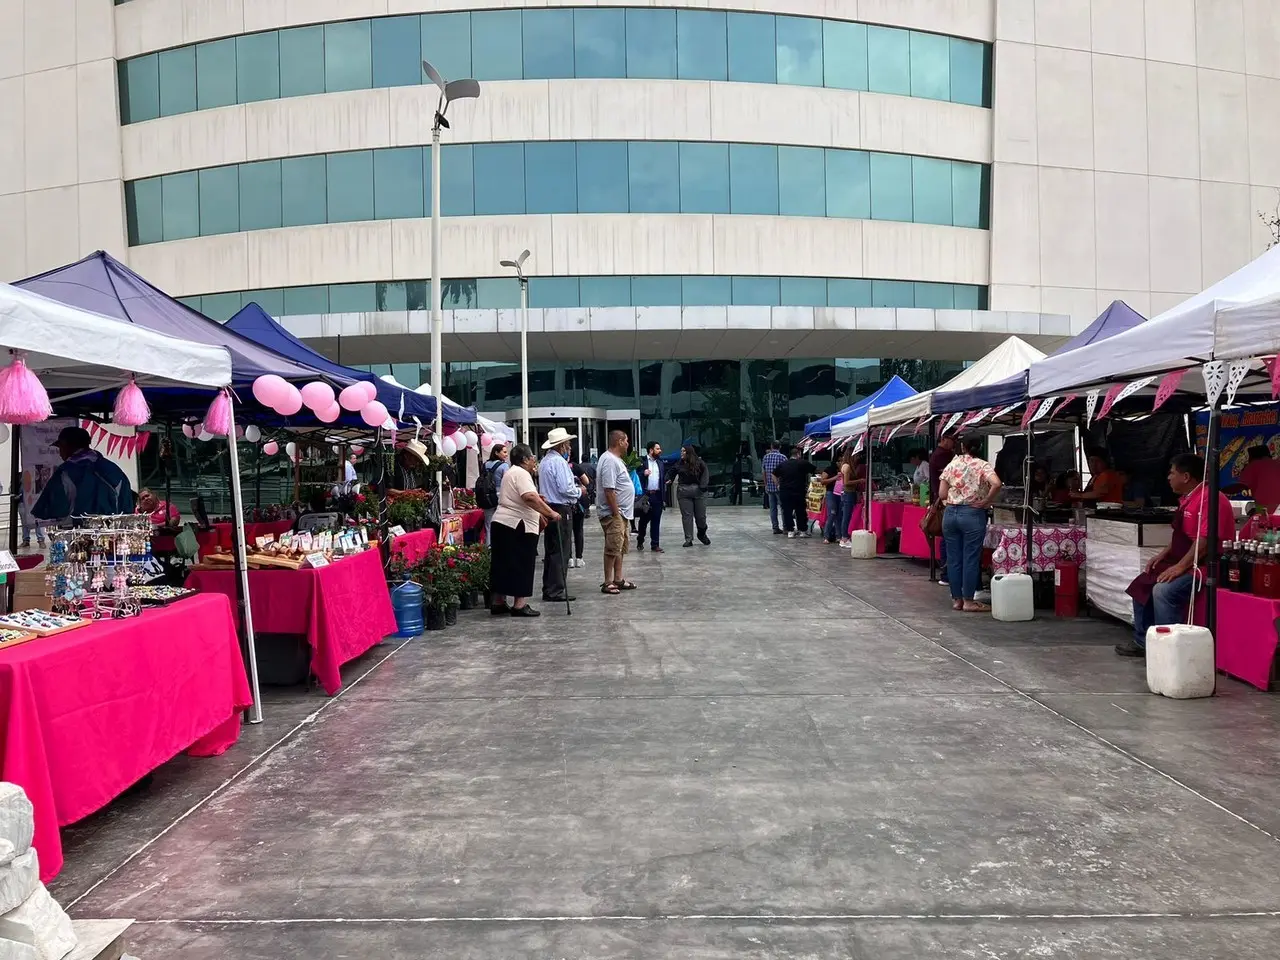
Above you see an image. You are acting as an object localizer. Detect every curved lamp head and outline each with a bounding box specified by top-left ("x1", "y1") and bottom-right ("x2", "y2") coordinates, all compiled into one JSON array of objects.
[
  {"x1": 422, "y1": 59, "x2": 481, "y2": 117},
  {"x1": 500, "y1": 249, "x2": 532, "y2": 278}
]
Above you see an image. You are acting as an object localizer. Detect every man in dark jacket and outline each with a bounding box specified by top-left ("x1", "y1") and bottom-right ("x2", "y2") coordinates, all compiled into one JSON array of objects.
[
  {"x1": 33, "y1": 426, "x2": 133, "y2": 521},
  {"x1": 636, "y1": 441, "x2": 667, "y2": 552}
]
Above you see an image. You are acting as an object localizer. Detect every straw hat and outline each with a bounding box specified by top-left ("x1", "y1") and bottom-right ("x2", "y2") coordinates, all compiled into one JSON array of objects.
[
  {"x1": 541, "y1": 427, "x2": 577, "y2": 450},
  {"x1": 401, "y1": 437, "x2": 430, "y2": 466}
]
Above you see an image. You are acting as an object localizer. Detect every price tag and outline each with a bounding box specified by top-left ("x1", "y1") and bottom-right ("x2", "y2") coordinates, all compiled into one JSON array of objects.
[
  {"x1": 303, "y1": 552, "x2": 330, "y2": 568},
  {"x1": 0, "y1": 551, "x2": 18, "y2": 574},
  {"x1": 388, "y1": 525, "x2": 406, "y2": 538}
]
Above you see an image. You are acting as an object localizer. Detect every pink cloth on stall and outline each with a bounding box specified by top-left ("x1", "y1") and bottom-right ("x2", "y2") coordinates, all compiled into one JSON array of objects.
[
  {"x1": 847, "y1": 500, "x2": 907, "y2": 553},
  {"x1": 1215, "y1": 589, "x2": 1280, "y2": 691},
  {"x1": 898, "y1": 504, "x2": 933, "y2": 560},
  {"x1": 389, "y1": 528, "x2": 438, "y2": 564},
  {"x1": 0, "y1": 594, "x2": 251, "y2": 882},
  {"x1": 186, "y1": 549, "x2": 396, "y2": 695},
  {"x1": 986, "y1": 525, "x2": 1088, "y2": 576},
  {"x1": 458, "y1": 509, "x2": 485, "y2": 540}
]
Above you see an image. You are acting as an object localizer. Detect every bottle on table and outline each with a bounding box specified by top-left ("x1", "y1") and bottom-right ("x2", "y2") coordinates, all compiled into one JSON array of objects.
[
  {"x1": 1256, "y1": 544, "x2": 1277, "y2": 598},
  {"x1": 1223, "y1": 540, "x2": 1242, "y2": 593},
  {"x1": 1240, "y1": 541, "x2": 1255, "y2": 594}
]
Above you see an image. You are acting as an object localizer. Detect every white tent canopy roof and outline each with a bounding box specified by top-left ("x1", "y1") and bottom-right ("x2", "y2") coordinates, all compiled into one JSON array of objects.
[
  {"x1": 0, "y1": 282, "x2": 233, "y2": 390},
  {"x1": 1030, "y1": 245, "x2": 1280, "y2": 398},
  {"x1": 832, "y1": 337, "x2": 1047, "y2": 437}
]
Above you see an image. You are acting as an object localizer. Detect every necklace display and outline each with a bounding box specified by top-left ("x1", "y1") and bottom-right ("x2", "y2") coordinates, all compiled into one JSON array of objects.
[{"x1": 45, "y1": 514, "x2": 154, "y2": 619}]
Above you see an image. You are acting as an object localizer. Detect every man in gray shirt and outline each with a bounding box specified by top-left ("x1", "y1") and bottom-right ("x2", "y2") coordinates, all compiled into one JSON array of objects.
[{"x1": 595, "y1": 430, "x2": 635, "y2": 595}]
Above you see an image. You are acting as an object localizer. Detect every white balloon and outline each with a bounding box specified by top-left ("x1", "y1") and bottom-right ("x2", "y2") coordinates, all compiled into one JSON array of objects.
[
  {"x1": 197, "y1": 429, "x2": 213, "y2": 442},
  {"x1": 182, "y1": 423, "x2": 195, "y2": 438},
  {"x1": 285, "y1": 441, "x2": 297, "y2": 460},
  {"x1": 414, "y1": 382, "x2": 433, "y2": 395},
  {"x1": 244, "y1": 425, "x2": 261, "y2": 443},
  {"x1": 439, "y1": 435, "x2": 457, "y2": 457},
  {"x1": 464, "y1": 429, "x2": 478, "y2": 448},
  {"x1": 0, "y1": 424, "x2": 9, "y2": 443}
]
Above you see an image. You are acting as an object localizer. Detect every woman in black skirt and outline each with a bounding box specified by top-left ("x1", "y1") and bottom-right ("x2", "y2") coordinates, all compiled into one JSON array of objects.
[{"x1": 490, "y1": 444, "x2": 561, "y2": 617}]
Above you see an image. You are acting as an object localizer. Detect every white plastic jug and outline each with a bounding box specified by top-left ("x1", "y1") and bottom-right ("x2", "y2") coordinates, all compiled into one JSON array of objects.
[
  {"x1": 1146, "y1": 624, "x2": 1215, "y2": 699},
  {"x1": 990, "y1": 573, "x2": 1035, "y2": 622},
  {"x1": 848, "y1": 530, "x2": 877, "y2": 559}
]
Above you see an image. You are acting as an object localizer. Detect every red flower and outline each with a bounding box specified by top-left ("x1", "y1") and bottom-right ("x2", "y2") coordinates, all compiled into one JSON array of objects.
[{"x1": 446, "y1": 559, "x2": 456, "y2": 568}]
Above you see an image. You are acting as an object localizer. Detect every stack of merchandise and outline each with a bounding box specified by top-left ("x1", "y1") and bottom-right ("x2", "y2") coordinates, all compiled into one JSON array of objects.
[{"x1": 0, "y1": 783, "x2": 77, "y2": 959}]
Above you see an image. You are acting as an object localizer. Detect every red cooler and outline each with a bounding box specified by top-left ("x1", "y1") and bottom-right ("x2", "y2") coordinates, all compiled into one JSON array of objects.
[{"x1": 1055, "y1": 559, "x2": 1080, "y2": 617}]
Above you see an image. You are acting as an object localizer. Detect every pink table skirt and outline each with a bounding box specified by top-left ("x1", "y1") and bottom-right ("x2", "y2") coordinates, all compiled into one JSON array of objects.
[
  {"x1": 186, "y1": 549, "x2": 396, "y2": 696},
  {"x1": 390, "y1": 528, "x2": 438, "y2": 564},
  {"x1": 898, "y1": 504, "x2": 933, "y2": 560},
  {"x1": 0, "y1": 594, "x2": 251, "y2": 882},
  {"x1": 459, "y1": 509, "x2": 485, "y2": 541},
  {"x1": 848, "y1": 500, "x2": 907, "y2": 554},
  {"x1": 1215, "y1": 589, "x2": 1280, "y2": 691},
  {"x1": 986, "y1": 524, "x2": 1088, "y2": 576}
]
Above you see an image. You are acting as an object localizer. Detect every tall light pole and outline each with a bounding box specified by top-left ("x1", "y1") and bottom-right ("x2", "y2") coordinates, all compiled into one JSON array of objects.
[
  {"x1": 422, "y1": 59, "x2": 480, "y2": 499},
  {"x1": 500, "y1": 249, "x2": 531, "y2": 445}
]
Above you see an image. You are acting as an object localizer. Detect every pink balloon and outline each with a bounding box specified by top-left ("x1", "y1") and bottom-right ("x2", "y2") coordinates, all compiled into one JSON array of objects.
[
  {"x1": 480, "y1": 433, "x2": 492, "y2": 447},
  {"x1": 235, "y1": 425, "x2": 246, "y2": 439},
  {"x1": 317, "y1": 402, "x2": 341, "y2": 423},
  {"x1": 300, "y1": 381, "x2": 335, "y2": 412},
  {"x1": 361, "y1": 400, "x2": 389, "y2": 427},
  {"x1": 339, "y1": 383, "x2": 368, "y2": 412},
  {"x1": 182, "y1": 423, "x2": 195, "y2": 438},
  {"x1": 252, "y1": 375, "x2": 288, "y2": 406},
  {"x1": 274, "y1": 384, "x2": 303, "y2": 416},
  {"x1": 359, "y1": 381, "x2": 378, "y2": 404},
  {"x1": 263, "y1": 440, "x2": 279, "y2": 455},
  {"x1": 351, "y1": 446, "x2": 364, "y2": 456}
]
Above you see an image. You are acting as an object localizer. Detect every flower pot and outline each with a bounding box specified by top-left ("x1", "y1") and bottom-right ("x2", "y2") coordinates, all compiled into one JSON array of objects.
[
  {"x1": 444, "y1": 603, "x2": 459, "y2": 626},
  {"x1": 458, "y1": 591, "x2": 475, "y2": 611},
  {"x1": 469, "y1": 589, "x2": 482, "y2": 608},
  {"x1": 482, "y1": 589, "x2": 492, "y2": 609},
  {"x1": 425, "y1": 605, "x2": 446, "y2": 632}
]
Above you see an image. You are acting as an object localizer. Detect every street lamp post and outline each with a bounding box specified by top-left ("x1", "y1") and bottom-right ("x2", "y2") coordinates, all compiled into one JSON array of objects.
[
  {"x1": 422, "y1": 59, "x2": 480, "y2": 497},
  {"x1": 500, "y1": 249, "x2": 532, "y2": 445}
]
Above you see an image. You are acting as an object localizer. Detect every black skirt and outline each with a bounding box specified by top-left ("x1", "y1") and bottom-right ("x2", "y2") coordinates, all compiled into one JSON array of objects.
[{"x1": 490, "y1": 519, "x2": 539, "y2": 599}]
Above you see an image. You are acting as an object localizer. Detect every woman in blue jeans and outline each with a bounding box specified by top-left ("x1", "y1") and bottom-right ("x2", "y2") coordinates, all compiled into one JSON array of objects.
[{"x1": 937, "y1": 437, "x2": 1002, "y2": 612}]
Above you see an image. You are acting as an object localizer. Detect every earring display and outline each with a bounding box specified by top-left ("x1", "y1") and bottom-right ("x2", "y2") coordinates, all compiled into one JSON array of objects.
[{"x1": 43, "y1": 514, "x2": 155, "y2": 619}]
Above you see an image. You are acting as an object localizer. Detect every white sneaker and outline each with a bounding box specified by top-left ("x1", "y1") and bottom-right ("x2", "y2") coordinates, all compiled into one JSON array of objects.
[
  {"x1": 801, "y1": 531, "x2": 812, "y2": 539},
  {"x1": 838, "y1": 540, "x2": 850, "y2": 548},
  {"x1": 787, "y1": 531, "x2": 799, "y2": 539}
]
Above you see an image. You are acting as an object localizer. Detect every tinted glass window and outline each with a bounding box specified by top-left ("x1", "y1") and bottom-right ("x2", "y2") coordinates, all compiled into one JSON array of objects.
[
  {"x1": 625, "y1": 9, "x2": 676, "y2": 79},
  {"x1": 236, "y1": 32, "x2": 280, "y2": 103},
  {"x1": 195, "y1": 39, "x2": 237, "y2": 109},
  {"x1": 330, "y1": 283, "x2": 377, "y2": 312},
  {"x1": 126, "y1": 178, "x2": 163, "y2": 245},
  {"x1": 530, "y1": 277, "x2": 580, "y2": 308},
  {"x1": 914, "y1": 281, "x2": 954, "y2": 309},
  {"x1": 439, "y1": 144, "x2": 474, "y2": 216},
  {"x1": 954, "y1": 284, "x2": 984, "y2": 309},
  {"x1": 477, "y1": 278, "x2": 521, "y2": 308},
  {"x1": 284, "y1": 285, "x2": 330, "y2": 314},
  {"x1": 279, "y1": 26, "x2": 325, "y2": 98},
  {"x1": 580, "y1": 276, "x2": 632, "y2": 307},
  {"x1": 161, "y1": 172, "x2": 199, "y2": 241},
  {"x1": 372, "y1": 16, "x2": 423, "y2": 88},
  {"x1": 732, "y1": 276, "x2": 781, "y2": 306},
  {"x1": 679, "y1": 142, "x2": 729, "y2": 214},
  {"x1": 632, "y1": 276, "x2": 682, "y2": 306},
  {"x1": 281, "y1": 155, "x2": 328, "y2": 226},
  {"x1": 629, "y1": 142, "x2": 679, "y2": 213},
  {"x1": 442, "y1": 278, "x2": 478, "y2": 308},
  {"x1": 869, "y1": 152, "x2": 912, "y2": 221},
  {"x1": 677, "y1": 10, "x2": 727, "y2": 81},
  {"x1": 682, "y1": 276, "x2": 732, "y2": 306},
  {"x1": 523, "y1": 9, "x2": 575, "y2": 80},
  {"x1": 575, "y1": 9, "x2": 626, "y2": 78},
  {"x1": 823, "y1": 20, "x2": 867, "y2": 91},
  {"x1": 828, "y1": 279, "x2": 871, "y2": 307},
  {"x1": 911, "y1": 156, "x2": 952, "y2": 225},
  {"x1": 421, "y1": 12, "x2": 472, "y2": 83},
  {"x1": 473, "y1": 143, "x2": 525, "y2": 215},
  {"x1": 952, "y1": 161, "x2": 985, "y2": 229},
  {"x1": 325, "y1": 20, "x2": 373, "y2": 92},
  {"x1": 867, "y1": 25, "x2": 910, "y2": 96},
  {"x1": 776, "y1": 16, "x2": 822, "y2": 86},
  {"x1": 825, "y1": 150, "x2": 870, "y2": 219},
  {"x1": 951, "y1": 38, "x2": 989, "y2": 107},
  {"x1": 158, "y1": 47, "x2": 196, "y2": 117},
  {"x1": 524, "y1": 142, "x2": 577, "y2": 214},
  {"x1": 727, "y1": 13, "x2": 776, "y2": 84},
  {"x1": 198, "y1": 166, "x2": 239, "y2": 236},
  {"x1": 781, "y1": 277, "x2": 828, "y2": 306},
  {"x1": 729, "y1": 144, "x2": 779, "y2": 215},
  {"x1": 326, "y1": 151, "x2": 374, "y2": 223},
  {"x1": 377, "y1": 281, "x2": 408, "y2": 311},
  {"x1": 119, "y1": 54, "x2": 159, "y2": 123},
  {"x1": 472, "y1": 11, "x2": 523, "y2": 81},
  {"x1": 201, "y1": 293, "x2": 242, "y2": 322},
  {"x1": 778, "y1": 146, "x2": 826, "y2": 217},
  {"x1": 251, "y1": 288, "x2": 285, "y2": 317},
  {"x1": 373, "y1": 147, "x2": 425, "y2": 220},
  {"x1": 239, "y1": 160, "x2": 282, "y2": 231},
  {"x1": 909, "y1": 30, "x2": 950, "y2": 101},
  {"x1": 577, "y1": 142, "x2": 629, "y2": 213},
  {"x1": 406, "y1": 280, "x2": 428, "y2": 311},
  {"x1": 872, "y1": 280, "x2": 914, "y2": 307}
]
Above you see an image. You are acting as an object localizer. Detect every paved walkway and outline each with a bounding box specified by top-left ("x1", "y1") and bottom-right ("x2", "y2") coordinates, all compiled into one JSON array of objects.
[{"x1": 55, "y1": 510, "x2": 1280, "y2": 958}]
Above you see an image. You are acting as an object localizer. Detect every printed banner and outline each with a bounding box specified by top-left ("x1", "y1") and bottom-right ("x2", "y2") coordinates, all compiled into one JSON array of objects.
[{"x1": 1195, "y1": 403, "x2": 1280, "y2": 488}]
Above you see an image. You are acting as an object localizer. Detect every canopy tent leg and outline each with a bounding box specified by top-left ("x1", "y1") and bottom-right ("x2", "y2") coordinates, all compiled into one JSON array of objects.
[
  {"x1": 163, "y1": 422, "x2": 173, "y2": 522},
  {"x1": 1025, "y1": 428, "x2": 1035, "y2": 577},
  {"x1": 928, "y1": 420, "x2": 938, "y2": 582},
  {"x1": 225, "y1": 399, "x2": 264, "y2": 724},
  {"x1": 865, "y1": 429, "x2": 873, "y2": 541},
  {"x1": 6, "y1": 426, "x2": 19, "y2": 614},
  {"x1": 1204, "y1": 404, "x2": 1221, "y2": 697}
]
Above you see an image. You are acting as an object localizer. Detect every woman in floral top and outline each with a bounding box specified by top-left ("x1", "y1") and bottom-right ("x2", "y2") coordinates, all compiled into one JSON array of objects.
[{"x1": 938, "y1": 436, "x2": 1003, "y2": 612}]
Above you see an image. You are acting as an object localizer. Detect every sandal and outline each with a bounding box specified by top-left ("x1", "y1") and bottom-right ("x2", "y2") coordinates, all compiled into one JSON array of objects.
[
  {"x1": 600, "y1": 582, "x2": 621, "y2": 595},
  {"x1": 614, "y1": 580, "x2": 637, "y2": 591},
  {"x1": 952, "y1": 599, "x2": 964, "y2": 611},
  {"x1": 962, "y1": 601, "x2": 991, "y2": 613}
]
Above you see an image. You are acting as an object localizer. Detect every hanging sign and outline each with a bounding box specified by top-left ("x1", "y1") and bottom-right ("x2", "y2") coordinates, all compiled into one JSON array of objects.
[{"x1": 1194, "y1": 404, "x2": 1280, "y2": 488}]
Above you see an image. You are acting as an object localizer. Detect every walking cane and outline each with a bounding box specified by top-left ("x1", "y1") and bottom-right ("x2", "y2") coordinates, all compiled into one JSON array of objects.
[{"x1": 558, "y1": 509, "x2": 572, "y2": 617}]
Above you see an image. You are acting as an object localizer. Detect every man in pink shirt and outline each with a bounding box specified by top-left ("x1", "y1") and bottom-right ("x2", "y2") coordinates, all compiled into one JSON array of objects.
[{"x1": 1237, "y1": 446, "x2": 1280, "y2": 512}]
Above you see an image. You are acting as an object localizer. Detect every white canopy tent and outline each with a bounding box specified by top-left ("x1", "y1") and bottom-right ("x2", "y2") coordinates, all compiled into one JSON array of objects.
[
  {"x1": 1030, "y1": 245, "x2": 1280, "y2": 398},
  {"x1": 832, "y1": 337, "x2": 1047, "y2": 438}
]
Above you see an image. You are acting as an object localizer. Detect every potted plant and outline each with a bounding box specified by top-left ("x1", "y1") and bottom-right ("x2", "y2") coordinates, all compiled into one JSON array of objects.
[
  {"x1": 438, "y1": 544, "x2": 462, "y2": 625},
  {"x1": 466, "y1": 543, "x2": 490, "y2": 608},
  {"x1": 410, "y1": 552, "x2": 446, "y2": 631}
]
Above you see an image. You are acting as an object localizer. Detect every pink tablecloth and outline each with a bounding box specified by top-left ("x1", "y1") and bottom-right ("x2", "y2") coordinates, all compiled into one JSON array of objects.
[
  {"x1": 987, "y1": 524, "x2": 1087, "y2": 575},
  {"x1": 898, "y1": 504, "x2": 933, "y2": 560},
  {"x1": 1215, "y1": 589, "x2": 1280, "y2": 690},
  {"x1": 848, "y1": 500, "x2": 908, "y2": 554},
  {"x1": 459, "y1": 509, "x2": 485, "y2": 542},
  {"x1": 0, "y1": 594, "x2": 251, "y2": 882},
  {"x1": 186, "y1": 549, "x2": 396, "y2": 696},
  {"x1": 390, "y1": 528, "x2": 438, "y2": 564}
]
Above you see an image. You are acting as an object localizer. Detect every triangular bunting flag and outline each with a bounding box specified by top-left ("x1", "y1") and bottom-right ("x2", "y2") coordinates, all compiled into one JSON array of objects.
[
  {"x1": 1084, "y1": 390, "x2": 1100, "y2": 427},
  {"x1": 1020, "y1": 400, "x2": 1041, "y2": 429},
  {"x1": 994, "y1": 404, "x2": 1021, "y2": 422},
  {"x1": 853, "y1": 436, "x2": 864, "y2": 455},
  {"x1": 885, "y1": 422, "x2": 907, "y2": 443},
  {"x1": 1225, "y1": 358, "x2": 1251, "y2": 407},
  {"x1": 942, "y1": 412, "x2": 965, "y2": 435},
  {"x1": 1097, "y1": 383, "x2": 1125, "y2": 420},
  {"x1": 1203, "y1": 360, "x2": 1227, "y2": 408},
  {"x1": 1049, "y1": 394, "x2": 1077, "y2": 422},
  {"x1": 1114, "y1": 375, "x2": 1156, "y2": 407}
]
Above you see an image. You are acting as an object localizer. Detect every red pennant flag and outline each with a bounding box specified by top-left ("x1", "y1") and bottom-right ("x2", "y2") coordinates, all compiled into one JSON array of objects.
[
  {"x1": 1049, "y1": 394, "x2": 1077, "y2": 421},
  {"x1": 1152, "y1": 370, "x2": 1185, "y2": 412},
  {"x1": 1097, "y1": 383, "x2": 1126, "y2": 419},
  {"x1": 1020, "y1": 399, "x2": 1042, "y2": 429}
]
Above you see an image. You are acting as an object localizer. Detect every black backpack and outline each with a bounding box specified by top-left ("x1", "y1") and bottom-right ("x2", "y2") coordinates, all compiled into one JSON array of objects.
[{"x1": 474, "y1": 462, "x2": 500, "y2": 509}]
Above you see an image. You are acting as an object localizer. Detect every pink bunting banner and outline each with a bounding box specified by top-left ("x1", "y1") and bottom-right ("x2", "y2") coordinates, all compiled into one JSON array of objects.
[
  {"x1": 1152, "y1": 370, "x2": 1185, "y2": 412},
  {"x1": 1097, "y1": 383, "x2": 1126, "y2": 420},
  {"x1": 1048, "y1": 394, "x2": 1077, "y2": 421}
]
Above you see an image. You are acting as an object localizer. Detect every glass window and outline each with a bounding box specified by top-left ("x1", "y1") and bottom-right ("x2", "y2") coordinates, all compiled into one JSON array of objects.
[
  {"x1": 574, "y1": 9, "x2": 626, "y2": 78},
  {"x1": 677, "y1": 10, "x2": 727, "y2": 81},
  {"x1": 373, "y1": 147, "x2": 424, "y2": 220},
  {"x1": 442, "y1": 278, "x2": 478, "y2": 308},
  {"x1": 729, "y1": 144, "x2": 778, "y2": 215},
  {"x1": 825, "y1": 149, "x2": 871, "y2": 219},
  {"x1": 326, "y1": 151, "x2": 374, "y2": 223},
  {"x1": 867, "y1": 25, "x2": 910, "y2": 96},
  {"x1": 869, "y1": 152, "x2": 912, "y2": 221},
  {"x1": 781, "y1": 277, "x2": 828, "y2": 306},
  {"x1": 177, "y1": 296, "x2": 202, "y2": 312},
  {"x1": 406, "y1": 280, "x2": 428, "y2": 311},
  {"x1": 236, "y1": 32, "x2": 280, "y2": 104},
  {"x1": 125, "y1": 178, "x2": 163, "y2": 245},
  {"x1": 198, "y1": 166, "x2": 240, "y2": 236},
  {"x1": 330, "y1": 283, "x2": 377, "y2": 312},
  {"x1": 632, "y1": 276, "x2": 682, "y2": 306},
  {"x1": 195, "y1": 39, "x2": 237, "y2": 110},
  {"x1": 471, "y1": 11, "x2": 523, "y2": 81},
  {"x1": 250, "y1": 288, "x2": 285, "y2": 317},
  {"x1": 477, "y1": 278, "x2": 521, "y2": 309},
  {"x1": 951, "y1": 161, "x2": 985, "y2": 228},
  {"x1": 911, "y1": 156, "x2": 952, "y2": 225},
  {"x1": 325, "y1": 20, "x2": 372, "y2": 92},
  {"x1": 628, "y1": 142, "x2": 679, "y2": 213},
  {"x1": 524, "y1": 142, "x2": 578, "y2": 214},
  {"x1": 201, "y1": 292, "x2": 242, "y2": 322},
  {"x1": 372, "y1": 16, "x2": 423, "y2": 88},
  {"x1": 281, "y1": 155, "x2": 328, "y2": 226},
  {"x1": 778, "y1": 146, "x2": 826, "y2": 217},
  {"x1": 872, "y1": 280, "x2": 915, "y2": 307},
  {"x1": 119, "y1": 54, "x2": 159, "y2": 124},
  {"x1": 239, "y1": 160, "x2": 282, "y2": 231},
  {"x1": 909, "y1": 31, "x2": 950, "y2": 101},
  {"x1": 950, "y1": 38, "x2": 989, "y2": 107},
  {"x1": 732, "y1": 276, "x2": 781, "y2": 306},
  {"x1": 530, "y1": 277, "x2": 580, "y2": 308},
  {"x1": 421, "y1": 13, "x2": 472, "y2": 84},
  {"x1": 523, "y1": 9, "x2": 575, "y2": 80},
  {"x1": 828, "y1": 279, "x2": 871, "y2": 307},
  {"x1": 577, "y1": 142, "x2": 629, "y2": 213},
  {"x1": 279, "y1": 26, "x2": 325, "y2": 98},
  {"x1": 682, "y1": 276, "x2": 732, "y2": 306},
  {"x1": 954, "y1": 284, "x2": 984, "y2": 309},
  {"x1": 727, "y1": 13, "x2": 776, "y2": 84},
  {"x1": 679, "y1": 142, "x2": 729, "y2": 214},
  {"x1": 580, "y1": 276, "x2": 631, "y2": 307},
  {"x1": 283, "y1": 285, "x2": 329, "y2": 315},
  {"x1": 161, "y1": 172, "x2": 199, "y2": 241},
  {"x1": 776, "y1": 16, "x2": 823, "y2": 87},
  {"x1": 439, "y1": 144, "x2": 474, "y2": 216},
  {"x1": 473, "y1": 143, "x2": 525, "y2": 215},
  {"x1": 626, "y1": 9, "x2": 676, "y2": 79},
  {"x1": 914, "y1": 282, "x2": 954, "y2": 309},
  {"x1": 377, "y1": 281, "x2": 408, "y2": 311},
  {"x1": 157, "y1": 47, "x2": 196, "y2": 117},
  {"x1": 823, "y1": 20, "x2": 867, "y2": 91}
]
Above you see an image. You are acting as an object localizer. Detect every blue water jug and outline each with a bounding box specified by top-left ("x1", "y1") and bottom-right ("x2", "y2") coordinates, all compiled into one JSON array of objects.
[{"x1": 391, "y1": 581, "x2": 424, "y2": 638}]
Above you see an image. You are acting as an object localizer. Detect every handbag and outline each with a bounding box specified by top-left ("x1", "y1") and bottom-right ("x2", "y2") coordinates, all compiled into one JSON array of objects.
[
  {"x1": 634, "y1": 493, "x2": 651, "y2": 516},
  {"x1": 920, "y1": 500, "x2": 944, "y2": 539}
]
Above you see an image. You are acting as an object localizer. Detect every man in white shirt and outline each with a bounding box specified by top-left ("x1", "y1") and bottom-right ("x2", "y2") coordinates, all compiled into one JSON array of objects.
[
  {"x1": 595, "y1": 430, "x2": 636, "y2": 594},
  {"x1": 636, "y1": 441, "x2": 666, "y2": 553},
  {"x1": 538, "y1": 428, "x2": 583, "y2": 603},
  {"x1": 343, "y1": 454, "x2": 358, "y2": 485},
  {"x1": 910, "y1": 448, "x2": 930, "y2": 487}
]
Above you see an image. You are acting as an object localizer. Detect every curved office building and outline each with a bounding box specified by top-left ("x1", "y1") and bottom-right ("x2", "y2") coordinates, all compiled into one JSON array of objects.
[{"x1": 3, "y1": 1, "x2": 1278, "y2": 461}]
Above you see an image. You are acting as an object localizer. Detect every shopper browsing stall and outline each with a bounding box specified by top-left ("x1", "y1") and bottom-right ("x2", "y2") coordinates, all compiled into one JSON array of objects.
[
  {"x1": 32, "y1": 426, "x2": 133, "y2": 521},
  {"x1": 938, "y1": 436, "x2": 1002, "y2": 613},
  {"x1": 489, "y1": 444, "x2": 561, "y2": 618},
  {"x1": 773, "y1": 445, "x2": 817, "y2": 538}
]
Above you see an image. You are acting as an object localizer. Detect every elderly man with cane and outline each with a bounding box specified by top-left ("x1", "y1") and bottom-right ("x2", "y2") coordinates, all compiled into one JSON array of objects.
[{"x1": 538, "y1": 428, "x2": 585, "y2": 605}]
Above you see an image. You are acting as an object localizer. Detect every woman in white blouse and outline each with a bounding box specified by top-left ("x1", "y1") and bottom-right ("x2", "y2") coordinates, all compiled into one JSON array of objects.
[{"x1": 489, "y1": 444, "x2": 561, "y2": 618}]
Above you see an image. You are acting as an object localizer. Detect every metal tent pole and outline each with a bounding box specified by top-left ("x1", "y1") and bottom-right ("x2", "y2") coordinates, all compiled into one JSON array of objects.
[
  {"x1": 6, "y1": 426, "x2": 20, "y2": 614},
  {"x1": 225, "y1": 397, "x2": 264, "y2": 723},
  {"x1": 1025, "y1": 427, "x2": 1035, "y2": 576},
  {"x1": 1205, "y1": 403, "x2": 1221, "y2": 696}
]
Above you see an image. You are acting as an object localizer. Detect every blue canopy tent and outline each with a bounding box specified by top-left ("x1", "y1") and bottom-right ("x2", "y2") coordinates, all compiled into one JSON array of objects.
[
  {"x1": 932, "y1": 301, "x2": 1147, "y2": 414},
  {"x1": 225, "y1": 303, "x2": 476, "y2": 426},
  {"x1": 804, "y1": 376, "x2": 917, "y2": 437}
]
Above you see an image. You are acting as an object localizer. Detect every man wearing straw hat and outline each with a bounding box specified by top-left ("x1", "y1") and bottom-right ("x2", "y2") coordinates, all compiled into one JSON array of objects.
[{"x1": 538, "y1": 428, "x2": 584, "y2": 604}]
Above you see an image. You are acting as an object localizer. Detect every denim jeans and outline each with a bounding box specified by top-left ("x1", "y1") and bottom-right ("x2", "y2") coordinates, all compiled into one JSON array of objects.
[
  {"x1": 823, "y1": 492, "x2": 842, "y2": 541},
  {"x1": 942, "y1": 504, "x2": 987, "y2": 601},
  {"x1": 768, "y1": 490, "x2": 782, "y2": 531},
  {"x1": 840, "y1": 492, "x2": 856, "y2": 541},
  {"x1": 1132, "y1": 571, "x2": 1196, "y2": 647}
]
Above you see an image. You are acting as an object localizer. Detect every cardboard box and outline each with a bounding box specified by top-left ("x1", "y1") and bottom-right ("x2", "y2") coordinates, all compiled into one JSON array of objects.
[{"x1": 11, "y1": 570, "x2": 52, "y2": 612}]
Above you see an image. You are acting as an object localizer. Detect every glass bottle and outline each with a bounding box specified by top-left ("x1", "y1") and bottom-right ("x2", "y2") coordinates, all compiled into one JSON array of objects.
[{"x1": 1224, "y1": 540, "x2": 1241, "y2": 593}]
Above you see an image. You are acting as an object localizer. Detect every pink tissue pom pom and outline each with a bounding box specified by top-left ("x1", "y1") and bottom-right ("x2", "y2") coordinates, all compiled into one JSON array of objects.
[
  {"x1": 113, "y1": 377, "x2": 150, "y2": 427},
  {"x1": 0, "y1": 357, "x2": 52, "y2": 425},
  {"x1": 203, "y1": 390, "x2": 232, "y2": 437}
]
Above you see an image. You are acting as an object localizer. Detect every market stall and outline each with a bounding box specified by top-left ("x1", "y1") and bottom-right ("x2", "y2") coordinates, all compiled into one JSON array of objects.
[
  {"x1": 1085, "y1": 513, "x2": 1174, "y2": 622},
  {"x1": 848, "y1": 499, "x2": 909, "y2": 554}
]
